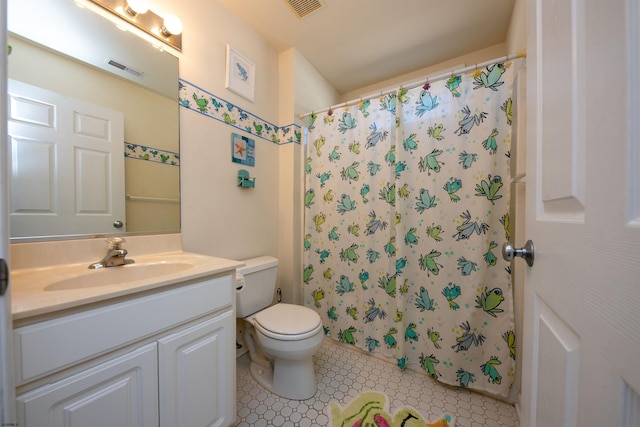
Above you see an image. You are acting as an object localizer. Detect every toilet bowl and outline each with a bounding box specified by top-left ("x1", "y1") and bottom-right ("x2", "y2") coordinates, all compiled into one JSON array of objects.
[
  {"x1": 236, "y1": 257, "x2": 323, "y2": 400},
  {"x1": 244, "y1": 303, "x2": 323, "y2": 399}
]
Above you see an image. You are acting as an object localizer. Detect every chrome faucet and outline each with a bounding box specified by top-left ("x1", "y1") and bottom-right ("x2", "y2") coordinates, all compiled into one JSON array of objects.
[{"x1": 88, "y1": 237, "x2": 135, "y2": 269}]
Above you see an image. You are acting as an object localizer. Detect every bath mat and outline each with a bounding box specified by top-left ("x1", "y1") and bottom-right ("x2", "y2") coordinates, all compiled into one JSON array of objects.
[{"x1": 328, "y1": 391, "x2": 454, "y2": 427}]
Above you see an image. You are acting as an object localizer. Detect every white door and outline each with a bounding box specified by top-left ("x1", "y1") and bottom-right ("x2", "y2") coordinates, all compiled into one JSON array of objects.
[
  {"x1": 1, "y1": 0, "x2": 17, "y2": 423},
  {"x1": 521, "y1": 0, "x2": 640, "y2": 426},
  {"x1": 7, "y1": 79, "x2": 125, "y2": 237}
]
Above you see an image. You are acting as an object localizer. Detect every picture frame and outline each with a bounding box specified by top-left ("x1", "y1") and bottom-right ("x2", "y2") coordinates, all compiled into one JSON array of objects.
[
  {"x1": 225, "y1": 45, "x2": 255, "y2": 102},
  {"x1": 231, "y1": 133, "x2": 255, "y2": 166}
]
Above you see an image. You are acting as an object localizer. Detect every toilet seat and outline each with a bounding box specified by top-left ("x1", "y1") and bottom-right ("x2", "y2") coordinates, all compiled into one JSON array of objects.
[{"x1": 253, "y1": 304, "x2": 322, "y2": 341}]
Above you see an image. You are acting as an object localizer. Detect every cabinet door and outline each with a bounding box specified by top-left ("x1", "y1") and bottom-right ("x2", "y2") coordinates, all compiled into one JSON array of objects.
[
  {"x1": 158, "y1": 311, "x2": 234, "y2": 427},
  {"x1": 17, "y1": 343, "x2": 158, "y2": 427}
]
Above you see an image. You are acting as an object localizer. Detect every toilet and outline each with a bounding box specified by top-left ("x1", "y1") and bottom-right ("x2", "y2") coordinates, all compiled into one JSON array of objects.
[{"x1": 236, "y1": 256, "x2": 323, "y2": 400}]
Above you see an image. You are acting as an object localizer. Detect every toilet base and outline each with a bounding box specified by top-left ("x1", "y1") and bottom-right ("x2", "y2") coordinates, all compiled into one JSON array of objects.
[
  {"x1": 272, "y1": 357, "x2": 317, "y2": 400},
  {"x1": 249, "y1": 357, "x2": 317, "y2": 400},
  {"x1": 249, "y1": 360, "x2": 274, "y2": 394}
]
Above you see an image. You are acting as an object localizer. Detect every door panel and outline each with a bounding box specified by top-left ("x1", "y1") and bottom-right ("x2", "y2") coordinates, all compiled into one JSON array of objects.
[
  {"x1": 7, "y1": 79, "x2": 125, "y2": 237},
  {"x1": 75, "y1": 148, "x2": 111, "y2": 214},
  {"x1": 9, "y1": 93, "x2": 55, "y2": 127},
  {"x1": 539, "y1": 0, "x2": 585, "y2": 214},
  {"x1": 1, "y1": 0, "x2": 17, "y2": 422},
  {"x1": 523, "y1": 0, "x2": 640, "y2": 426},
  {"x1": 10, "y1": 136, "x2": 55, "y2": 213},
  {"x1": 73, "y1": 110, "x2": 112, "y2": 139},
  {"x1": 534, "y1": 300, "x2": 580, "y2": 427},
  {"x1": 631, "y1": 0, "x2": 640, "y2": 225}
]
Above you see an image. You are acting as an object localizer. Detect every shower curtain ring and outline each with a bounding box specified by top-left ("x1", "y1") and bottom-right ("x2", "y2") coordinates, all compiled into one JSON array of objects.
[{"x1": 471, "y1": 64, "x2": 479, "y2": 77}]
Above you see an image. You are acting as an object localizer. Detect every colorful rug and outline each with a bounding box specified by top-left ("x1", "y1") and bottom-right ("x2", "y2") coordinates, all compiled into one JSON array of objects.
[{"x1": 328, "y1": 391, "x2": 455, "y2": 427}]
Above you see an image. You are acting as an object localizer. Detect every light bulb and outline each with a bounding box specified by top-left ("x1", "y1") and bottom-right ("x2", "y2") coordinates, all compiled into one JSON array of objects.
[
  {"x1": 125, "y1": 0, "x2": 149, "y2": 16},
  {"x1": 161, "y1": 14, "x2": 183, "y2": 36}
]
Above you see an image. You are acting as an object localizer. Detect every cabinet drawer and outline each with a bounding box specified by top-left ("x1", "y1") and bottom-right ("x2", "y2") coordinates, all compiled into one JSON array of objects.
[{"x1": 14, "y1": 274, "x2": 232, "y2": 385}]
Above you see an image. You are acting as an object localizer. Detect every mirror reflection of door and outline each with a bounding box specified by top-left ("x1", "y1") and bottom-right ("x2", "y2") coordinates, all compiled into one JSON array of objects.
[
  {"x1": 8, "y1": 0, "x2": 180, "y2": 240},
  {"x1": 8, "y1": 80, "x2": 125, "y2": 237}
]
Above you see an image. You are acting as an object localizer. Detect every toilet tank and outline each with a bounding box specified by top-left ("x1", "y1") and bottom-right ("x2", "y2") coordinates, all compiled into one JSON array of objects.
[{"x1": 235, "y1": 256, "x2": 278, "y2": 317}]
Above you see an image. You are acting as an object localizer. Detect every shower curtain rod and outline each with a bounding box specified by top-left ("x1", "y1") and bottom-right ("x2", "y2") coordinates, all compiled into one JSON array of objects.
[{"x1": 299, "y1": 50, "x2": 526, "y2": 119}]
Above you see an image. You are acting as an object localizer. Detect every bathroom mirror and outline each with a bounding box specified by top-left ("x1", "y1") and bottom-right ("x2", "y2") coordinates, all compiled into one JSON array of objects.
[{"x1": 7, "y1": 0, "x2": 180, "y2": 240}]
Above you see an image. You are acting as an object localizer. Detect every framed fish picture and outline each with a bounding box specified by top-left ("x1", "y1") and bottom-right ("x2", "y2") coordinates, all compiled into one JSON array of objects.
[
  {"x1": 231, "y1": 133, "x2": 255, "y2": 166},
  {"x1": 225, "y1": 45, "x2": 255, "y2": 102}
]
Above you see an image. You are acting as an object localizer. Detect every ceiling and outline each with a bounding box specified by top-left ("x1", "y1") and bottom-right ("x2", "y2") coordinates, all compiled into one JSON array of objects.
[{"x1": 218, "y1": 0, "x2": 516, "y2": 94}]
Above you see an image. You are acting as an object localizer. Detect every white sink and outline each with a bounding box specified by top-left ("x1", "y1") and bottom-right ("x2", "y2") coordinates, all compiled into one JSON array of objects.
[
  {"x1": 45, "y1": 261, "x2": 195, "y2": 291},
  {"x1": 11, "y1": 250, "x2": 244, "y2": 320}
]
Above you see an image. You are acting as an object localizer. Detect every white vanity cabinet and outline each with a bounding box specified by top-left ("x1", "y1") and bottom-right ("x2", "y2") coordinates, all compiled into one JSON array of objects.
[{"x1": 13, "y1": 272, "x2": 236, "y2": 427}]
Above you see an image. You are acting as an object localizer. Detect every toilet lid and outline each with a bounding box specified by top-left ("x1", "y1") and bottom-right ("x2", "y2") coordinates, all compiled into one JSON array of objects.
[{"x1": 254, "y1": 303, "x2": 321, "y2": 336}]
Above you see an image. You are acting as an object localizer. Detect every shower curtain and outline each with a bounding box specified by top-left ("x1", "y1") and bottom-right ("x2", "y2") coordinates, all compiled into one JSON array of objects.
[{"x1": 303, "y1": 59, "x2": 522, "y2": 398}]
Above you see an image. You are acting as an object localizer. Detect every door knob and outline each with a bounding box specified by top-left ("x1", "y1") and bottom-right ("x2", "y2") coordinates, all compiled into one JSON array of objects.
[
  {"x1": 0, "y1": 259, "x2": 8, "y2": 296},
  {"x1": 502, "y1": 240, "x2": 535, "y2": 267},
  {"x1": 113, "y1": 220, "x2": 124, "y2": 229}
]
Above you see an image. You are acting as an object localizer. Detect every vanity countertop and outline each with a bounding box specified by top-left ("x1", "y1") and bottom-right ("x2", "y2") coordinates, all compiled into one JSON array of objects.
[{"x1": 11, "y1": 251, "x2": 243, "y2": 321}]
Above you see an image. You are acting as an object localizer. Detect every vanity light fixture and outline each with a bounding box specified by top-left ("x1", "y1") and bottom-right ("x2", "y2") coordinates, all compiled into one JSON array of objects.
[
  {"x1": 161, "y1": 14, "x2": 183, "y2": 36},
  {"x1": 88, "y1": 0, "x2": 182, "y2": 51},
  {"x1": 124, "y1": 0, "x2": 149, "y2": 16}
]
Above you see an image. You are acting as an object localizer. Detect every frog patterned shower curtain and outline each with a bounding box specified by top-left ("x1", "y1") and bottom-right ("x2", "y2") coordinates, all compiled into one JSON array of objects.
[{"x1": 303, "y1": 59, "x2": 521, "y2": 399}]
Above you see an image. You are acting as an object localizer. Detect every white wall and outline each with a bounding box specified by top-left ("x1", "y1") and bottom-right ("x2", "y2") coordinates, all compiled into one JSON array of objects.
[
  {"x1": 153, "y1": 0, "x2": 282, "y2": 262},
  {"x1": 290, "y1": 49, "x2": 340, "y2": 124},
  {"x1": 277, "y1": 50, "x2": 297, "y2": 303},
  {"x1": 278, "y1": 49, "x2": 338, "y2": 304},
  {"x1": 507, "y1": 0, "x2": 527, "y2": 55}
]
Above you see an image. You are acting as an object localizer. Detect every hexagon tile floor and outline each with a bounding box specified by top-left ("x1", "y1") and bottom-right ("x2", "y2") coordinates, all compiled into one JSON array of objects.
[{"x1": 235, "y1": 338, "x2": 519, "y2": 426}]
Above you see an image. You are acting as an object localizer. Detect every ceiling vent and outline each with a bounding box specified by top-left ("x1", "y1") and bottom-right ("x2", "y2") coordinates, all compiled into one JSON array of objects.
[
  {"x1": 284, "y1": 0, "x2": 326, "y2": 19},
  {"x1": 106, "y1": 58, "x2": 144, "y2": 78}
]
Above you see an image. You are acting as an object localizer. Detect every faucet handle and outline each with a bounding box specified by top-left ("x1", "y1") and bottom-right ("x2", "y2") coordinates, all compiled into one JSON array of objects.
[{"x1": 106, "y1": 237, "x2": 126, "y2": 250}]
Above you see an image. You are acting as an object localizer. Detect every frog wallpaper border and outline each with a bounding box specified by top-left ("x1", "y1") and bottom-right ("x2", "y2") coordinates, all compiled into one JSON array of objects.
[{"x1": 179, "y1": 78, "x2": 301, "y2": 146}]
